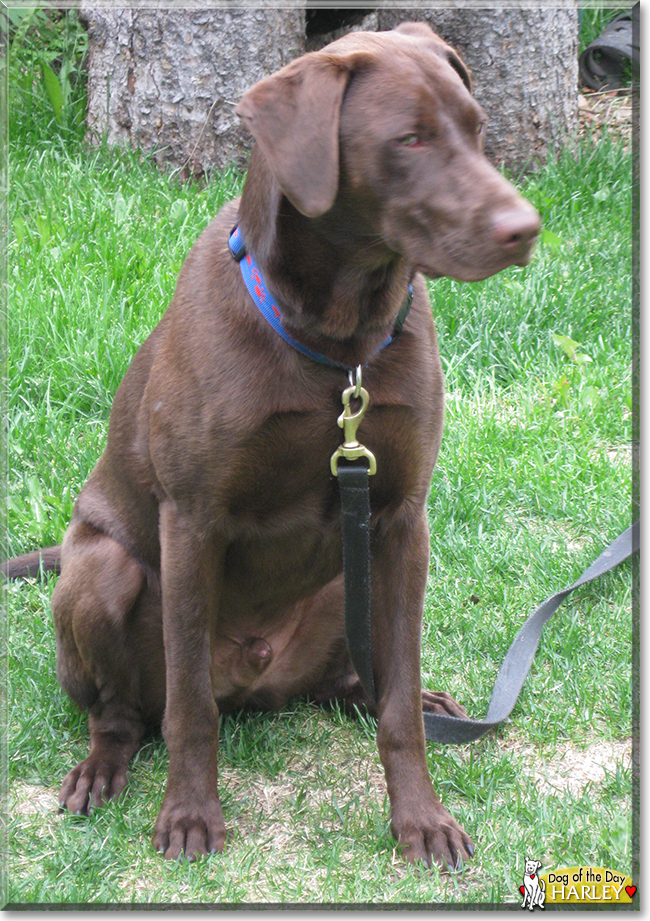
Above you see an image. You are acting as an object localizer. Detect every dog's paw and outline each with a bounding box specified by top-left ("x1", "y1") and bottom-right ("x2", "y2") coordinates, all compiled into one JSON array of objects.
[
  {"x1": 59, "y1": 754, "x2": 129, "y2": 815},
  {"x1": 152, "y1": 792, "x2": 227, "y2": 860},
  {"x1": 421, "y1": 689, "x2": 468, "y2": 719},
  {"x1": 392, "y1": 804, "x2": 474, "y2": 871}
]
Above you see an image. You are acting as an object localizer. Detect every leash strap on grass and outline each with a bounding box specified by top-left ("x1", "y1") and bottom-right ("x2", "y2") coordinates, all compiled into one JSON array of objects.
[
  {"x1": 421, "y1": 520, "x2": 639, "y2": 743},
  {"x1": 338, "y1": 464, "x2": 639, "y2": 745}
]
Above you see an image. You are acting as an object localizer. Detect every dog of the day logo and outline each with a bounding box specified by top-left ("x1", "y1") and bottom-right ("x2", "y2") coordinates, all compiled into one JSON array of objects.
[
  {"x1": 520, "y1": 857, "x2": 545, "y2": 910},
  {"x1": 520, "y1": 863, "x2": 636, "y2": 906}
]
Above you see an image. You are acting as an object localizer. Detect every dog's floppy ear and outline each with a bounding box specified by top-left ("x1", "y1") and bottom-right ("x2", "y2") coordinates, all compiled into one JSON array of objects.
[{"x1": 236, "y1": 53, "x2": 360, "y2": 218}]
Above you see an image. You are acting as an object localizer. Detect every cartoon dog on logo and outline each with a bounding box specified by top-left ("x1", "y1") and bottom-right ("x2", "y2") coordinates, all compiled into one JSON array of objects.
[{"x1": 521, "y1": 857, "x2": 545, "y2": 910}]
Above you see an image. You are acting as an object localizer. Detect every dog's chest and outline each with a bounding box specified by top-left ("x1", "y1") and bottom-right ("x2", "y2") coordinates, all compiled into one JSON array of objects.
[
  {"x1": 219, "y1": 403, "x2": 416, "y2": 541},
  {"x1": 218, "y1": 405, "x2": 379, "y2": 602},
  {"x1": 221, "y1": 460, "x2": 343, "y2": 609}
]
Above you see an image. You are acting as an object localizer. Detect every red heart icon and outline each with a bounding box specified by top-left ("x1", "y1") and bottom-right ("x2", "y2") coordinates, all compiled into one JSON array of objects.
[
  {"x1": 519, "y1": 886, "x2": 525, "y2": 895},
  {"x1": 625, "y1": 885, "x2": 636, "y2": 898}
]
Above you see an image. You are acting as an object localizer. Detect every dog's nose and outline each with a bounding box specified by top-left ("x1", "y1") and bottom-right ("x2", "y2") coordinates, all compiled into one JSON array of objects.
[{"x1": 491, "y1": 207, "x2": 541, "y2": 256}]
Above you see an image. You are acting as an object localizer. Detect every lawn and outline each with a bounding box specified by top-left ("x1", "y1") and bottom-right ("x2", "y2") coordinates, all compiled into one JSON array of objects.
[{"x1": 3, "y1": 10, "x2": 636, "y2": 909}]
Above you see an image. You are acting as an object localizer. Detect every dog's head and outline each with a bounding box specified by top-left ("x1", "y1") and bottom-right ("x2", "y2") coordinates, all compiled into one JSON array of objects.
[
  {"x1": 236, "y1": 22, "x2": 540, "y2": 283},
  {"x1": 524, "y1": 857, "x2": 543, "y2": 875}
]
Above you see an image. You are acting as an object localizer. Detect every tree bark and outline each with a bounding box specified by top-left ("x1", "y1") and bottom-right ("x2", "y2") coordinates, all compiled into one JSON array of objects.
[
  {"x1": 81, "y1": 6, "x2": 578, "y2": 176},
  {"x1": 80, "y1": 7, "x2": 305, "y2": 177}
]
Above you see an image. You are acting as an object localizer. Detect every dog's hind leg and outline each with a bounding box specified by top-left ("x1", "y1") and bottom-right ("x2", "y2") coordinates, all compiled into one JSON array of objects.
[
  {"x1": 305, "y1": 579, "x2": 468, "y2": 721},
  {"x1": 51, "y1": 520, "x2": 158, "y2": 814},
  {"x1": 312, "y1": 654, "x2": 469, "y2": 721}
]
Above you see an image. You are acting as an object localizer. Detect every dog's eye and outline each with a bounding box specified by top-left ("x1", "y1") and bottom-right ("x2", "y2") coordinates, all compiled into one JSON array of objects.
[
  {"x1": 397, "y1": 133, "x2": 422, "y2": 148},
  {"x1": 476, "y1": 121, "x2": 486, "y2": 136}
]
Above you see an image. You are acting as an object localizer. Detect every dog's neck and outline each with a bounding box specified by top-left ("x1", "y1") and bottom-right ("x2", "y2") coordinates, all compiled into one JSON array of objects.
[{"x1": 238, "y1": 147, "x2": 414, "y2": 368}]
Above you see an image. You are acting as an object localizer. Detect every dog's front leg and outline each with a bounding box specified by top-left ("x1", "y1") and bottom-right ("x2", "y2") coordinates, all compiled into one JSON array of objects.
[
  {"x1": 152, "y1": 500, "x2": 226, "y2": 861},
  {"x1": 372, "y1": 508, "x2": 474, "y2": 870}
]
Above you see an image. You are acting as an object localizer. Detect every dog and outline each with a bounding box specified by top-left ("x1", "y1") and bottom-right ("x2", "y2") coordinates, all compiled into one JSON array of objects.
[
  {"x1": 521, "y1": 858, "x2": 546, "y2": 910},
  {"x1": 4, "y1": 23, "x2": 539, "y2": 869}
]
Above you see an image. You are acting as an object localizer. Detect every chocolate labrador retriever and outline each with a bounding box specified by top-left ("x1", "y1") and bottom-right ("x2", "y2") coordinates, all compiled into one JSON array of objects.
[{"x1": 6, "y1": 23, "x2": 539, "y2": 869}]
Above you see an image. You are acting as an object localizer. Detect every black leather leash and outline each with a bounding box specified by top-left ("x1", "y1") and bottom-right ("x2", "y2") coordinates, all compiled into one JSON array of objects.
[
  {"x1": 338, "y1": 464, "x2": 376, "y2": 703},
  {"x1": 337, "y1": 454, "x2": 639, "y2": 743}
]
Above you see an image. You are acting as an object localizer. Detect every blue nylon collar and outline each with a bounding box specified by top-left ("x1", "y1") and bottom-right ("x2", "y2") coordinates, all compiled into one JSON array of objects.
[{"x1": 228, "y1": 226, "x2": 412, "y2": 372}]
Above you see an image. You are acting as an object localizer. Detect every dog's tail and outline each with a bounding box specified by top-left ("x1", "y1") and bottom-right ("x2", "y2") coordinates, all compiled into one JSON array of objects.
[{"x1": 1, "y1": 546, "x2": 62, "y2": 580}]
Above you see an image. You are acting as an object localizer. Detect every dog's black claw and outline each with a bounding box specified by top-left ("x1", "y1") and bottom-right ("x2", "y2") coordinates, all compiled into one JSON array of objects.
[{"x1": 466, "y1": 842, "x2": 475, "y2": 858}]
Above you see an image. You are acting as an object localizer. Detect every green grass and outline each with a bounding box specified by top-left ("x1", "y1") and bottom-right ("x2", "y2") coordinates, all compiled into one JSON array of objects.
[{"x1": 3, "y1": 33, "x2": 634, "y2": 908}]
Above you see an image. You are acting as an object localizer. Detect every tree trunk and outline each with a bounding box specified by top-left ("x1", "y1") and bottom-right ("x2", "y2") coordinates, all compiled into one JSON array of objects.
[
  {"x1": 80, "y1": 6, "x2": 578, "y2": 176},
  {"x1": 79, "y1": 7, "x2": 305, "y2": 177}
]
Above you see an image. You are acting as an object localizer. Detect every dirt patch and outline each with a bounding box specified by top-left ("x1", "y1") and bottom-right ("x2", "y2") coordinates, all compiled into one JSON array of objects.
[
  {"x1": 221, "y1": 731, "x2": 388, "y2": 846},
  {"x1": 9, "y1": 781, "x2": 59, "y2": 817},
  {"x1": 504, "y1": 738, "x2": 631, "y2": 797},
  {"x1": 579, "y1": 89, "x2": 633, "y2": 147},
  {"x1": 606, "y1": 445, "x2": 633, "y2": 468},
  {"x1": 503, "y1": 514, "x2": 590, "y2": 556}
]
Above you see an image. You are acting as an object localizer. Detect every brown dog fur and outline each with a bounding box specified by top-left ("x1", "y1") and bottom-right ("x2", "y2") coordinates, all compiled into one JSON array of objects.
[{"x1": 6, "y1": 23, "x2": 539, "y2": 869}]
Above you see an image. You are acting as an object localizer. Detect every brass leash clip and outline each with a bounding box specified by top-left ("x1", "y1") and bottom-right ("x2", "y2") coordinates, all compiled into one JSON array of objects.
[{"x1": 330, "y1": 366, "x2": 377, "y2": 476}]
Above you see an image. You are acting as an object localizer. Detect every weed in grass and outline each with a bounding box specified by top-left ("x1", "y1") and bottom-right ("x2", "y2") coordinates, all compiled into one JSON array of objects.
[{"x1": 3, "y1": 8, "x2": 88, "y2": 143}]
